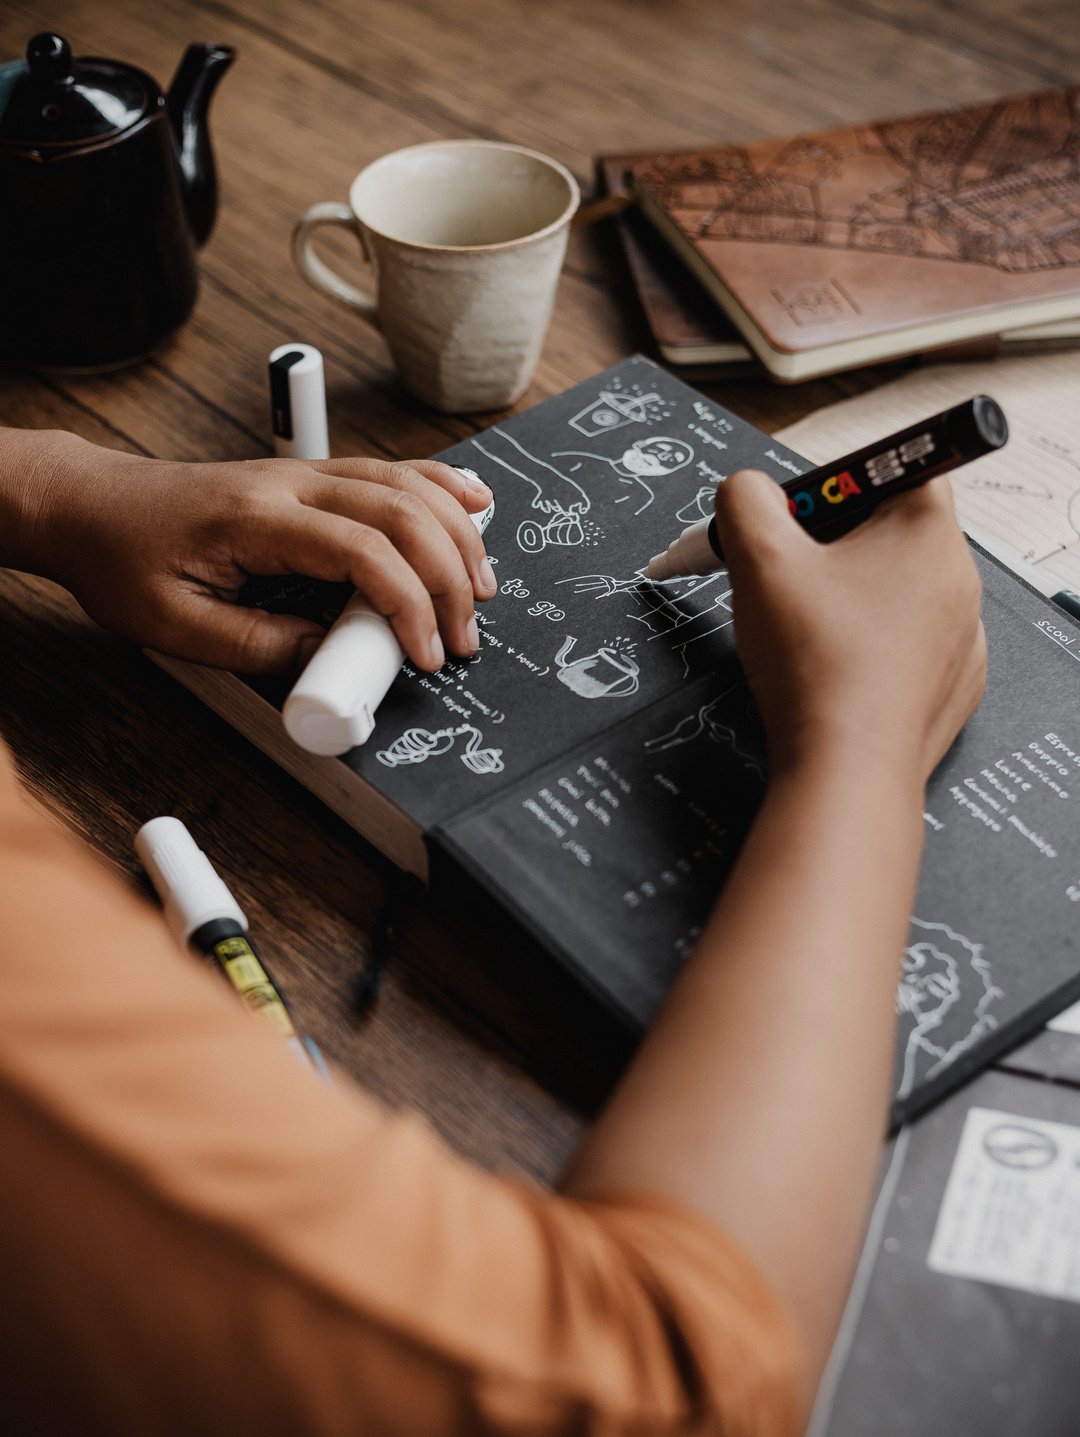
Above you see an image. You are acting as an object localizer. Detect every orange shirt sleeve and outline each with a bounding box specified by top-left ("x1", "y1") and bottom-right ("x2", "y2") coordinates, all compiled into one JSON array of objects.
[{"x1": 0, "y1": 737, "x2": 803, "y2": 1436}]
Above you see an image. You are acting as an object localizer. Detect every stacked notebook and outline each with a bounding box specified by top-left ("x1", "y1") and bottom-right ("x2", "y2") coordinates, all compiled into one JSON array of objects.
[
  {"x1": 154, "y1": 355, "x2": 1080, "y2": 1130},
  {"x1": 601, "y1": 86, "x2": 1080, "y2": 380},
  {"x1": 809, "y1": 1062, "x2": 1080, "y2": 1436},
  {"x1": 595, "y1": 155, "x2": 756, "y2": 375}
]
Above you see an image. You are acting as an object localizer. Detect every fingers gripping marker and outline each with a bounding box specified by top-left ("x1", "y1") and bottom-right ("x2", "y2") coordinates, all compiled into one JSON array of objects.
[{"x1": 282, "y1": 491, "x2": 494, "y2": 756}]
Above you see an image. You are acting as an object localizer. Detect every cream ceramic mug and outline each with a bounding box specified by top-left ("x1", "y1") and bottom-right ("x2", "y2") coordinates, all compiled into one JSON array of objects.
[{"x1": 292, "y1": 141, "x2": 580, "y2": 413}]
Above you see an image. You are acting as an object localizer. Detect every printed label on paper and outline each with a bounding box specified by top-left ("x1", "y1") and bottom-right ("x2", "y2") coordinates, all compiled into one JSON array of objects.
[{"x1": 928, "y1": 1105, "x2": 1080, "y2": 1302}]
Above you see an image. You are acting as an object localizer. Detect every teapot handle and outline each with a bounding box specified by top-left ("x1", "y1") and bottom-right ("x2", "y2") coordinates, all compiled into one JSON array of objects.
[
  {"x1": 291, "y1": 202, "x2": 379, "y2": 323},
  {"x1": 554, "y1": 634, "x2": 577, "y2": 668}
]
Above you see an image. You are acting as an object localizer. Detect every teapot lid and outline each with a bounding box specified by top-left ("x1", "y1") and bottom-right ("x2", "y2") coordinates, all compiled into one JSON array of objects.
[{"x1": 0, "y1": 33, "x2": 155, "y2": 149}]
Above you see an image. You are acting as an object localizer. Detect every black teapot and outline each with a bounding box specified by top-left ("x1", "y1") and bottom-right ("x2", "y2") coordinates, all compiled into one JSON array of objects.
[{"x1": 0, "y1": 33, "x2": 234, "y2": 369}]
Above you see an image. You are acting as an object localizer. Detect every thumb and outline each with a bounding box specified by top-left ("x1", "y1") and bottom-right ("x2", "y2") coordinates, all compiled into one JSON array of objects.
[
  {"x1": 713, "y1": 468, "x2": 807, "y2": 570},
  {"x1": 165, "y1": 592, "x2": 326, "y2": 676}
]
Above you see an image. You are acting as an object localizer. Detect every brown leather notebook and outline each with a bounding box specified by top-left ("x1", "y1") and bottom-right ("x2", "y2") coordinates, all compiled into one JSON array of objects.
[{"x1": 630, "y1": 89, "x2": 1080, "y2": 381}]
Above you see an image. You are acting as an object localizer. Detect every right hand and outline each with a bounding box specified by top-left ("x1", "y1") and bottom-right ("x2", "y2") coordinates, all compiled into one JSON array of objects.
[{"x1": 714, "y1": 469, "x2": 987, "y2": 788}]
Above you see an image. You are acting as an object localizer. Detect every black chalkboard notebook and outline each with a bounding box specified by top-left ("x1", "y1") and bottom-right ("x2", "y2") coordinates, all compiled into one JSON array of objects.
[{"x1": 154, "y1": 356, "x2": 1080, "y2": 1127}]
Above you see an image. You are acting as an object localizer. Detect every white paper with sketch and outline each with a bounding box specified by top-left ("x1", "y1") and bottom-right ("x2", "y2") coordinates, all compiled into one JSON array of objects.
[{"x1": 774, "y1": 351, "x2": 1080, "y2": 591}]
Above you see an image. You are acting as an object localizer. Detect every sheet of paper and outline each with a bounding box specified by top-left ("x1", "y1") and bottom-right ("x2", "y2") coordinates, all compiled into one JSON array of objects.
[
  {"x1": 928, "y1": 1105, "x2": 1080, "y2": 1303},
  {"x1": 1048, "y1": 998, "x2": 1080, "y2": 1033},
  {"x1": 775, "y1": 351, "x2": 1080, "y2": 590}
]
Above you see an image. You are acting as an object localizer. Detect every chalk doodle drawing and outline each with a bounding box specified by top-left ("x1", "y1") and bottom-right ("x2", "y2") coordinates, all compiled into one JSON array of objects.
[
  {"x1": 644, "y1": 687, "x2": 765, "y2": 777},
  {"x1": 376, "y1": 724, "x2": 505, "y2": 774},
  {"x1": 516, "y1": 506, "x2": 604, "y2": 555},
  {"x1": 473, "y1": 428, "x2": 591, "y2": 516},
  {"x1": 555, "y1": 572, "x2": 648, "y2": 598},
  {"x1": 554, "y1": 570, "x2": 735, "y2": 675},
  {"x1": 570, "y1": 388, "x2": 668, "y2": 436},
  {"x1": 554, "y1": 634, "x2": 640, "y2": 698},
  {"x1": 631, "y1": 574, "x2": 736, "y2": 673},
  {"x1": 676, "y1": 485, "x2": 719, "y2": 524},
  {"x1": 895, "y1": 917, "x2": 1003, "y2": 1100},
  {"x1": 471, "y1": 425, "x2": 690, "y2": 547},
  {"x1": 552, "y1": 437, "x2": 695, "y2": 516}
]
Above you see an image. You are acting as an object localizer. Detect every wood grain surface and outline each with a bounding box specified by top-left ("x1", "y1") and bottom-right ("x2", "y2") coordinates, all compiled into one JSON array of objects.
[{"x1": 2, "y1": 0, "x2": 1075, "y2": 1180}]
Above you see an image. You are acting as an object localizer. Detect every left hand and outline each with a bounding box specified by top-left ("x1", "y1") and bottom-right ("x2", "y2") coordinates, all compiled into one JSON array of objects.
[{"x1": 11, "y1": 432, "x2": 496, "y2": 674}]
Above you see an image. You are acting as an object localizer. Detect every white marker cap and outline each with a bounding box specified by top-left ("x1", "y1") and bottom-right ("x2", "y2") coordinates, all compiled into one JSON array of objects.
[
  {"x1": 283, "y1": 596, "x2": 405, "y2": 755},
  {"x1": 282, "y1": 493, "x2": 495, "y2": 757},
  {"x1": 134, "y1": 816, "x2": 247, "y2": 947},
  {"x1": 269, "y1": 343, "x2": 330, "y2": 461}
]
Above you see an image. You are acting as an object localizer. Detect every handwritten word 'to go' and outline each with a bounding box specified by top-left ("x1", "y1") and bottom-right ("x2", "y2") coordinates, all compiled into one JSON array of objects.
[
  {"x1": 500, "y1": 578, "x2": 564, "y2": 620},
  {"x1": 528, "y1": 600, "x2": 565, "y2": 621}
]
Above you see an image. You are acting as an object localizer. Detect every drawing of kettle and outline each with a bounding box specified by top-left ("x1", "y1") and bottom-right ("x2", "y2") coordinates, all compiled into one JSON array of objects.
[
  {"x1": 554, "y1": 635, "x2": 639, "y2": 698},
  {"x1": 0, "y1": 32, "x2": 234, "y2": 368}
]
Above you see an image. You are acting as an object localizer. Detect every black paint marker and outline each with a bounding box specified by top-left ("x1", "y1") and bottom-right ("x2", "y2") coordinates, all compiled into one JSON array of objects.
[{"x1": 643, "y1": 395, "x2": 1008, "y2": 580}]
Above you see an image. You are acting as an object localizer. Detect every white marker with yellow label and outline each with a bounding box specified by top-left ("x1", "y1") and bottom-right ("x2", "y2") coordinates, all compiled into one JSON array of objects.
[{"x1": 135, "y1": 817, "x2": 329, "y2": 1081}]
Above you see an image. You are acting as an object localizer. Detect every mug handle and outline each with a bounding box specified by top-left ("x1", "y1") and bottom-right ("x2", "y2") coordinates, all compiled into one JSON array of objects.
[{"x1": 291, "y1": 201, "x2": 379, "y2": 323}]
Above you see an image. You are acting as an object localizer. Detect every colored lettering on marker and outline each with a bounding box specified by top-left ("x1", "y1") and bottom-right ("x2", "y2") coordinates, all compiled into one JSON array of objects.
[
  {"x1": 788, "y1": 468, "x2": 864, "y2": 517},
  {"x1": 643, "y1": 396, "x2": 1008, "y2": 582}
]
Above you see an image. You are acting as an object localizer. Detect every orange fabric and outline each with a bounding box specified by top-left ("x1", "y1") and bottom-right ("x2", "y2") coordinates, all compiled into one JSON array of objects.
[{"x1": 0, "y1": 736, "x2": 802, "y2": 1436}]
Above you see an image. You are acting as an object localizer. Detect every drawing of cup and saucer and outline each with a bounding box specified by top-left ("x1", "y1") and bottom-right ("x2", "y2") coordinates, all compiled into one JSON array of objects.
[
  {"x1": 517, "y1": 506, "x2": 585, "y2": 553},
  {"x1": 554, "y1": 635, "x2": 639, "y2": 698}
]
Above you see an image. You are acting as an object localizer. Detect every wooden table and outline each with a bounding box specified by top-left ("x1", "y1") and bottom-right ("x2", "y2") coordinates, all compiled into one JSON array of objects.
[{"x1": 1, "y1": 0, "x2": 1075, "y2": 1182}]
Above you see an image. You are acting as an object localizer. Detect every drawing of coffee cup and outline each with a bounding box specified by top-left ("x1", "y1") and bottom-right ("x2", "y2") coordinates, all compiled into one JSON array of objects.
[
  {"x1": 517, "y1": 508, "x2": 584, "y2": 553},
  {"x1": 569, "y1": 389, "x2": 658, "y2": 437},
  {"x1": 554, "y1": 634, "x2": 639, "y2": 698},
  {"x1": 676, "y1": 485, "x2": 718, "y2": 524}
]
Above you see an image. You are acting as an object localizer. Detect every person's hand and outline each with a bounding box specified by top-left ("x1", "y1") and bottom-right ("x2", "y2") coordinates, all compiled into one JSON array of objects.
[
  {"x1": 714, "y1": 469, "x2": 986, "y2": 788},
  {"x1": 16, "y1": 432, "x2": 497, "y2": 674}
]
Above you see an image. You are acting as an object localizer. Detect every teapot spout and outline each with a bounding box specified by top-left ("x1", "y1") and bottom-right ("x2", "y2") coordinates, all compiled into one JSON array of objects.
[{"x1": 166, "y1": 43, "x2": 235, "y2": 248}]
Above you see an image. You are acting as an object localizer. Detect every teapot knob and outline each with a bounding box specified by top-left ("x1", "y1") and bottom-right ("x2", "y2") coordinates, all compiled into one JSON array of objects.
[{"x1": 26, "y1": 33, "x2": 74, "y2": 84}]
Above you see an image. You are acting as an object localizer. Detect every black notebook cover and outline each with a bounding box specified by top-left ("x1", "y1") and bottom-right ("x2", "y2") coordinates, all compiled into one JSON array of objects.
[
  {"x1": 244, "y1": 358, "x2": 786, "y2": 834},
  {"x1": 809, "y1": 1067, "x2": 1080, "y2": 1436},
  {"x1": 242, "y1": 357, "x2": 1080, "y2": 1128}
]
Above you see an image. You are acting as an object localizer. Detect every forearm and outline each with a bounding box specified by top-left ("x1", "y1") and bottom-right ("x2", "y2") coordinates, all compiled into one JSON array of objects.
[
  {"x1": 563, "y1": 747, "x2": 925, "y2": 1389},
  {"x1": 0, "y1": 427, "x2": 105, "y2": 579},
  {"x1": 0, "y1": 428, "x2": 495, "y2": 673}
]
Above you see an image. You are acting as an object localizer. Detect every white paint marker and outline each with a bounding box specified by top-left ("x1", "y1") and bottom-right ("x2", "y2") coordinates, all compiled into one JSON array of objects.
[
  {"x1": 135, "y1": 816, "x2": 329, "y2": 1081},
  {"x1": 283, "y1": 483, "x2": 495, "y2": 756},
  {"x1": 269, "y1": 342, "x2": 330, "y2": 461}
]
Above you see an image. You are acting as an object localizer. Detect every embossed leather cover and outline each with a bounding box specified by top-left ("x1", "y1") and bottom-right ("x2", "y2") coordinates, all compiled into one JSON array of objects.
[{"x1": 632, "y1": 89, "x2": 1080, "y2": 379}]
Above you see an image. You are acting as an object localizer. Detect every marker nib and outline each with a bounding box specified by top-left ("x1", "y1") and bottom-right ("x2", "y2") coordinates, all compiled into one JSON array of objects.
[{"x1": 642, "y1": 553, "x2": 666, "y2": 580}]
